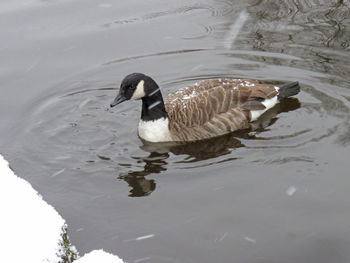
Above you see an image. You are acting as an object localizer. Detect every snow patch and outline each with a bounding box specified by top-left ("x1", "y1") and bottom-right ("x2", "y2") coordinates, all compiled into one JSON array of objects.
[
  {"x1": 0, "y1": 154, "x2": 125, "y2": 263},
  {"x1": 244, "y1": 236, "x2": 257, "y2": 244},
  {"x1": 75, "y1": 250, "x2": 123, "y2": 263},
  {"x1": 286, "y1": 186, "x2": 297, "y2": 196},
  {"x1": 0, "y1": 154, "x2": 72, "y2": 263}
]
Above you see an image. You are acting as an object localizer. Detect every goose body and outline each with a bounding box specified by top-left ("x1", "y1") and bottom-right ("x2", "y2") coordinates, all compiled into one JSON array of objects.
[{"x1": 110, "y1": 73, "x2": 300, "y2": 142}]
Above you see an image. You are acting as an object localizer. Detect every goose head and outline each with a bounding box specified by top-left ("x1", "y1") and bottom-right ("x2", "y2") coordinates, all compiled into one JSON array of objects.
[{"x1": 110, "y1": 73, "x2": 160, "y2": 107}]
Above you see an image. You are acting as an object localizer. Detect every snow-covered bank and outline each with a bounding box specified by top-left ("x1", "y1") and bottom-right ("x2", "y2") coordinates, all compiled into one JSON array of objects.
[
  {"x1": 75, "y1": 250, "x2": 124, "y2": 263},
  {"x1": 0, "y1": 154, "x2": 73, "y2": 262},
  {"x1": 0, "y1": 154, "x2": 123, "y2": 263}
]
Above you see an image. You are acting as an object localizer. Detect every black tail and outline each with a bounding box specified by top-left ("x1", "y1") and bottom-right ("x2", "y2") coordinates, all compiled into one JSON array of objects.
[{"x1": 277, "y1": 82, "x2": 300, "y2": 99}]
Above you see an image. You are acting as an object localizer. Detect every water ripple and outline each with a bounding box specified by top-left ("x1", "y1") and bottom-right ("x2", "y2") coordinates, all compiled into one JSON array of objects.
[
  {"x1": 101, "y1": 2, "x2": 235, "y2": 28},
  {"x1": 8, "y1": 0, "x2": 350, "y2": 199},
  {"x1": 103, "y1": 49, "x2": 206, "y2": 65}
]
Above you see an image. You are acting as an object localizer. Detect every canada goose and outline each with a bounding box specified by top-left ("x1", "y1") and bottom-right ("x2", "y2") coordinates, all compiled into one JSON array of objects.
[{"x1": 110, "y1": 73, "x2": 300, "y2": 142}]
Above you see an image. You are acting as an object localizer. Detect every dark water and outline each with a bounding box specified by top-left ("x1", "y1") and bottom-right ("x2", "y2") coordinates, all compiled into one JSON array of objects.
[{"x1": 1, "y1": 0, "x2": 350, "y2": 262}]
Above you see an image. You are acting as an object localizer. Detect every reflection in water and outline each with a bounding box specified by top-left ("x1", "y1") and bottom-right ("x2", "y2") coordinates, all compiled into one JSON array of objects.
[
  {"x1": 119, "y1": 98, "x2": 300, "y2": 197},
  {"x1": 243, "y1": 0, "x2": 350, "y2": 85},
  {"x1": 2, "y1": 0, "x2": 350, "y2": 261},
  {"x1": 102, "y1": 2, "x2": 236, "y2": 27},
  {"x1": 120, "y1": 175, "x2": 156, "y2": 197},
  {"x1": 265, "y1": 235, "x2": 350, "y2": 263},
  {"x1": 118, "y1": 152, "x2": 168, "y2": 197}
]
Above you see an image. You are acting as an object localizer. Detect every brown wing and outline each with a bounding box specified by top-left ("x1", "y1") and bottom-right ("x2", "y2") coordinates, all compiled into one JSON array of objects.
[{"x1": 165, "y1": 79, "x2": 278, "y2": 141}]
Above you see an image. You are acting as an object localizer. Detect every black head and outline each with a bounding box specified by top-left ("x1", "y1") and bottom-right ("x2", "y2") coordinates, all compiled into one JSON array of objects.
[
  {"x1": 110, "y1": 73, "x2": 167, "y2": 121},
  {"x1": 110, "y1": 73, "x2": 160, "y2": 107}
]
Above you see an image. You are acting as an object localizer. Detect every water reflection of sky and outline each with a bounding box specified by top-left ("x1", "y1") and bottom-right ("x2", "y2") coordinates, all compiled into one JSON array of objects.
[{"x1": 1, "y1": 0, "x2": 350, "y2": 262}]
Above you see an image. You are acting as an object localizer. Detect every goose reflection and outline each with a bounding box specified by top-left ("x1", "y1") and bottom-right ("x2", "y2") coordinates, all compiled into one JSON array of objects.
[
  {"x1": 119, "y1": 97, "x2": 300, "y2": 197},
  {"x1": 118, "y1": 152, "x2": 168, "y2": 197}
]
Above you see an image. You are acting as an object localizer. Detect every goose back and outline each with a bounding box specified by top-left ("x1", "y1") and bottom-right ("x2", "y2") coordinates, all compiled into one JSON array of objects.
[{"x1": 164, "y1": 79, "x2": 278, "y2": 141}]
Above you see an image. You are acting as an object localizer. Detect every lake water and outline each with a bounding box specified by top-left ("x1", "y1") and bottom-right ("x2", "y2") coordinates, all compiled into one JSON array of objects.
[{"x1": 1, "y1": 0, "x2": 350, "y2": 262}]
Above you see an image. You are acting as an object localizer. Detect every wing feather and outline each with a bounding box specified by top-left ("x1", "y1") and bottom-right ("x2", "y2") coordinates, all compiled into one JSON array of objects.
[{"x1": 165, "y1": 79, "x2": 278, "y2": 141}]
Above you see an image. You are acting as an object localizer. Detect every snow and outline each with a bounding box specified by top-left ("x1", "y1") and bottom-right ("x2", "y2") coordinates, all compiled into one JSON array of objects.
[
  {"x1": 124, "y1": 234, "x2": 155, "y2": 242},
  {"x1": 135, "y1": 234, "x2": 155, "y2": 241},
  {"x1": 214, "y1": 232, "x2": 228, "y2": 243},
  {"x1": 0, "y1": 154, "x2": 124, "y2": 263},
  {"x1": 286, "y1": 186, "x2": 297, "y2": 196},
  {"x1": 75, "y1": 250, "x2": 123, "y2": 263},
  {"x1": 244, "y1": 236, "x2": 257, "y2": 244},
  {"x1": 0, "y1": 154, "x2": 67, "y2": 263}
]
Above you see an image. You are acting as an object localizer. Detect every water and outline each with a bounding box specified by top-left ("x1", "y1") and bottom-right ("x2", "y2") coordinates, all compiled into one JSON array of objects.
[{"x1": 1, "y1": 0, "x2": 350, "y2": 262}]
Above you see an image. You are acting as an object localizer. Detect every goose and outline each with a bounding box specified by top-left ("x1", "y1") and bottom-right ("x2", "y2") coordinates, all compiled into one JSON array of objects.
[{"x1": 110, "y1": 73, "x2": 300, "y2": 142}]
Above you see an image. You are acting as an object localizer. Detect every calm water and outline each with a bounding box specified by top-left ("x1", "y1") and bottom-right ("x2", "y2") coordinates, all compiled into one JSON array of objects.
[{"x1": 1, "y1": 0, "x2": 350, "y2": 262}]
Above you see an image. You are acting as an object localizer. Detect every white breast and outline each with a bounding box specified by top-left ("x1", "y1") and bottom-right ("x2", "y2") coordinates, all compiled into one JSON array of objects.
[{"x1": 138, "y1": 117, "x2": 172, "y2": 142}]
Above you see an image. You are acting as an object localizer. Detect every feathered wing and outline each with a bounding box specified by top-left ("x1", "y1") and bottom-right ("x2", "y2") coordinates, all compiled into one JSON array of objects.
[{"x1": 164, "y1": 79, "x2": 278, "y2": 141}]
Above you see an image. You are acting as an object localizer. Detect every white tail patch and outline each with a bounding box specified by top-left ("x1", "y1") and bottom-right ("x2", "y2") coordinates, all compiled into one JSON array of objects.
[
  {"x1": 250, "y1": 96, "x2": 278, "y2": 121},
  {"x1": 131, "y1": 80, "x2": 145, "y2": 100},
  {"x1": 138, "y1": 118, "x2": 172, "y2": 142}
]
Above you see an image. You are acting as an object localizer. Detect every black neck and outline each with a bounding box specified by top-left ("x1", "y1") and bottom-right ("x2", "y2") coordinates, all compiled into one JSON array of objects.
[{"x1": 141, "y1": 85, "x2": 168, "y2": 122}]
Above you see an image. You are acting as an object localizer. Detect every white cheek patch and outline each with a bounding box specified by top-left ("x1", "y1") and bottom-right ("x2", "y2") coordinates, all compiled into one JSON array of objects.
[{"x1": 131, "y1": 80, "x2": 145, "y2": 100}]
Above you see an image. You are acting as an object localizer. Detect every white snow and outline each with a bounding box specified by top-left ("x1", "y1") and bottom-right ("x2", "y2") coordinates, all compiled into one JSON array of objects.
[
  {"x1": 75, "y1": 250, "x2": 123, "y2": 263},
  {"x1": 135, "y1": 234, "x2": 155, "y2": 241},
  {"x1": 0, "y1": 154, "x2": 67, "y2": 263},
  {"x1": 244, "y1": 236, "x2": 257, "y2": 244},
  {"x1": 0, "y1": 154, "x2": 124, "y2": 263},
  {"x1": 286, "y1": 186, "x2": 297, "y2": 196},
  {"x1": 133, "y1": 256, "x2": 151, "y2": 262},
  {"x1": 124, "y1": 234, "x2": 155, "y2": 242},
  {"x1": 214, "y1": 232, "x2": 228, "y2": 243}
]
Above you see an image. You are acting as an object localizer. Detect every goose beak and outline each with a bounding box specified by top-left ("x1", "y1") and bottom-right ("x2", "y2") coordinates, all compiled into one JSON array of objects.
[{"x1": 110, "y1": 94, "x2": 127, "y2": 107}]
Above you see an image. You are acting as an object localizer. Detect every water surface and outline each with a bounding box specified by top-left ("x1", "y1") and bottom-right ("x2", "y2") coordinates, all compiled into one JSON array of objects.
[{"x1": 1, "y1": 0, "x2": 350, "y2": 262}]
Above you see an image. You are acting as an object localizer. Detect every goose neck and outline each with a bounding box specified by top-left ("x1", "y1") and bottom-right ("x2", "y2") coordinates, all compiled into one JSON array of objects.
[{"x1": 141, "y1": 91, "x2": 168, "y2": 122}]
